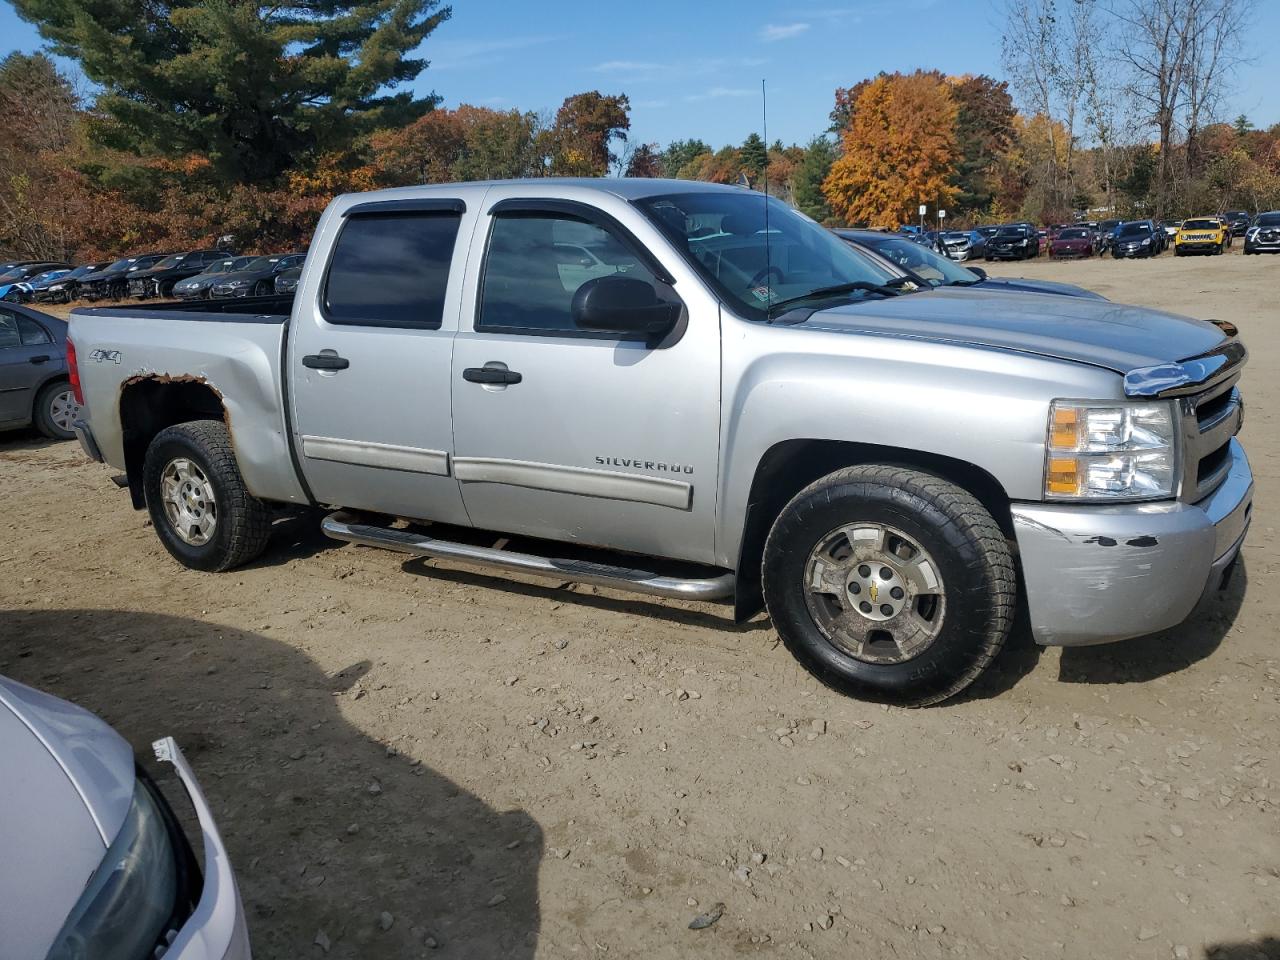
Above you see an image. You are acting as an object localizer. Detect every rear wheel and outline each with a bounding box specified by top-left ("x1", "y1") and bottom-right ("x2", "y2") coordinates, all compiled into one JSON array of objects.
[
  {"x1": 33, "y1": 380, "x2": 79, "y2": 440},
  {"x1": 252, "y1": 280, "x2": 270, "y2": 297},
  {"x1": 761, "y1": 465, "x2": 1015, "y2": 706},
  {"x1": 143, "y1": 420, "x2": 271, "y2": 571}
]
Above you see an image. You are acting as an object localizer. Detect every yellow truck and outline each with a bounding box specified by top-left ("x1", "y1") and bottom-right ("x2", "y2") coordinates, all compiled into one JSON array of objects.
[{"x1": 1174, "y1": 217, "x2": 1230, "y2": 256}]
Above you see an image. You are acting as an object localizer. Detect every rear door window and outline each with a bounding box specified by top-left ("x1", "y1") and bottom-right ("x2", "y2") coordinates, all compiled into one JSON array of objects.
[
  {"x1": 17, "y1": 316, "x2": 51, "y2": 345},
  {"x1": 323, "y1": 212, "x2": 462, "y2": 329}
]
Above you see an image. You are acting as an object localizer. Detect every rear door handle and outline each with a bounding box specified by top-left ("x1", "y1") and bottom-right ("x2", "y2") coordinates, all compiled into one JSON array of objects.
[
  {"x1": 463, "y1": 366, "x2": 522, "y2": 385},
  {"x1": 29, "y1": 355, "x2": 51, "y2": 364},
  {"x1": 302, "y1": 352, "x2": 350, "y2": 370}
]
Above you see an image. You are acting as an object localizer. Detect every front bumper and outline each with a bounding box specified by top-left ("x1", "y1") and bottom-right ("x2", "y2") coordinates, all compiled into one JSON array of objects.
[
  {"x1": 1177, "y1": 240, "x2": 1220, "y2": 253},
  {"x1": 154, "y1": 737, "x2": 252, "y2": 960},
  {"x1": 1012, "y1": 438, "x2": 1252, "y2": 646},
  {"x1": 1114, "y1": 244, "x2": 1153, "y2": 257}
]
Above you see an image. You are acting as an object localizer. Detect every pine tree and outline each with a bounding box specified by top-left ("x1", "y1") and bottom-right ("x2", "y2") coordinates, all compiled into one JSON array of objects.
[
  {"x1": 793, "y1": 136, "x2": 835, "y2": 222},
  {"x1": 739, "y1": 133, "x2": 768, "y2": 184},
  {"x1": 13, "y1": 0, "x2": 451, "y2": 185}
]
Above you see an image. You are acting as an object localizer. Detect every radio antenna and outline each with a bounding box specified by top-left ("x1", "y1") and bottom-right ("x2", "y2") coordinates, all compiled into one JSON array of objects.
[{"x1": 762, "y1": 78, "x2": 772, "y2": 309}]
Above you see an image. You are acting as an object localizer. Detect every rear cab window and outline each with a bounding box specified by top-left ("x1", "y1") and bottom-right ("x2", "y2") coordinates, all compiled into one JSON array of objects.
[{"x1": 323, "y1": 205, "x2": 464, "y2": 329}]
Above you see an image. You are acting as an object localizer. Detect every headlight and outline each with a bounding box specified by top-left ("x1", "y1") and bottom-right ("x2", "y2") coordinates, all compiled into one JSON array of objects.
[
  {"x1": 49, "y1": 283, "x2": 65, "y2": 291},
  {"x1": 1044, "y1": 400, "x2": 1178, "y2": 501},
  {"x1": 227, "y1": 278, "x2": 249, "y2": 288},
  {"x1": 1140, "y1": 238, "x2": 1151, "y2": 245},
  {"x1": 45, "y1": 780, "x2": 187, "y2": 960},
  {"x1": 1247, "y1": 227, "x2": 1260, "y2": 238}
]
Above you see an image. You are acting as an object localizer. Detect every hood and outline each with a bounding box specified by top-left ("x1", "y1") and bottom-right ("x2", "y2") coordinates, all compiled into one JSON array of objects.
[
  {"x1": 800, "y1": 287, "x2": 1226, "y2": 373},
  {"x1": 0, "y1": 675, "x2": 136, "y2": 958},
  {"x1": 976, "y1": 276, "x2": 1105, "y2": 300},
  {"x1": 214, "y1": 267, "x2": 270, "y2": 285}
]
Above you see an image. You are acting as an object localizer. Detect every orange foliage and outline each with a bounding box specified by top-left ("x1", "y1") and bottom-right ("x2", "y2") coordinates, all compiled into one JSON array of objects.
[{"x1": 822, "y1": 71, "x2": 960, "y2": 227}]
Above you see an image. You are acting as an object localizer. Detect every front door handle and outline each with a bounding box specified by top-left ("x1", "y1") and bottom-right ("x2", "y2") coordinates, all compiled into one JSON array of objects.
[
  {"x1": 302, "y1": 352, "x2": 350, "y2": 370},
  {"x1": 463, "y1": 365, "x2": 522, "y2": 385},
  {"x1": 29, "y1": 355, "x2": 51, "y2": 364}
]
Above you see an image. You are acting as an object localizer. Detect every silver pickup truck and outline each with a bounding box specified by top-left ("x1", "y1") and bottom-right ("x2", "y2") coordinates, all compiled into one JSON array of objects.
[{"x1": 67, "y1": 179, "x2": 1252, "y2": 705}]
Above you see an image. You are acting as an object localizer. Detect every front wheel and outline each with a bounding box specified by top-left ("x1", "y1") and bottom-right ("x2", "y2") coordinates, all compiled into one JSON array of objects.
[
  {"x1": 761, "y1": 465, "x2": 1015, "y2": 706},
  {"x1": 143, "y1": 420, "x2": 271, "y2": 571}
]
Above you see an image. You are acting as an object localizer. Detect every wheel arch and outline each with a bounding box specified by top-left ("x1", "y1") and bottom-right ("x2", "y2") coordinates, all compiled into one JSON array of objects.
[
  {"x1": 119, "y1": 376, "x2": 228, "y2": 509},
  {"x1": 731, "y1": 439, "x2": 1014, "y2": 623}
]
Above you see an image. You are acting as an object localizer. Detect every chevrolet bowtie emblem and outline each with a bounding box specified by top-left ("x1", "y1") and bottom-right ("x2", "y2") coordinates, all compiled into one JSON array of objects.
[{"x1": 869, "y1": 582, "x2": 879, "y2": 603}]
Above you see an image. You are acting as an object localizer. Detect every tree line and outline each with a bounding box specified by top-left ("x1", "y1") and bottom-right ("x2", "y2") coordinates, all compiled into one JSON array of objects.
[{"x1": 1, "y1": 0, "x2": 1276, "y2": 262}]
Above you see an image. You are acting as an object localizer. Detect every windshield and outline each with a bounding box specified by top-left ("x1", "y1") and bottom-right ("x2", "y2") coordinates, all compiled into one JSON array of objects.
[
  {"x1": 635, "y1": 191, "x2": 897, "y2": 320},
  {"x1": 1058, "y1": 228, "x2": 1090, "y2": 239},
  {"x1": 103, "y1": 258, "x2": 135, "y2": 272},
  {"x1": 0, "y1": 268, "x2": 25, "y2": 283},
  {"x1": 1253, "y1": 213, "x2": 1280, "y2": 226},
  {"x1": 30, "y1": 269, "x2": 69, "y2": 284},
  {"x1": 245, "y1": 257, "x2": 281, "y2": 271},
  {"x1": 1183, "y1": 219, "x2": 1219, "y2": 230},
  {"x1": 995, "y1": 227, "x2": 1027, "y2": 238},
  {"x1": 153, "y1": 254, "x2": 188, "y2": 270},
  {"x1": 849, "y1": 234, "x2": 977, "y2": 285},
  {"x1": 1119, "y1": 223, "x2": 1150, "y2": 237},
  {"x1": 65, "y1": 264, "x2": 99, "y2": 280}
]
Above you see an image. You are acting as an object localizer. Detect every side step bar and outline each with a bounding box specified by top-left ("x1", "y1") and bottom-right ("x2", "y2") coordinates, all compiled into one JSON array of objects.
[{"x1": 321, "y1": 511, "x2": 736, "y2": 602}]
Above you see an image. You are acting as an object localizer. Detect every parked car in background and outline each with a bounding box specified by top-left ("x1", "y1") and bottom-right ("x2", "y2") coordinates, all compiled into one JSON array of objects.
[
  {"x1": 37, "y1": 261, "x2": 111, "y2": 303},
  {"x1": 4, "y1": 267, "x2": 72, "y2": 303},
  {"x1": 984, "y1": 224, "x2": 1038, "y2": 260},
  {"x1": 1112, "y1": 220, "x2": 1159, "y2": 258},
  {"x1": 1223, "y1": 210, "x2": 1251, "y2": 237},
  {"x1": 129, "y1": 250, "x2": 230, "y2": 300},
  {"x1": 209, "y1": 253, "x2": 306, "y2": 299},
  {"x1": 836, "y1": 228, "x2": 1104, "y2": 300},
  {"x1": 939, "y1": 231, "x2": 975, "y2": 261},
  {"x1": 274, "y1": 266, "x2": 302, "y2": 295},
  {"x1": 81, "y1": 254, "x2": 172, "y2": 301},
  {"x1": 1095, "y1": 219, "x2": 1121, "y2": 253},
  {"x1": 1048, "y1": 226, "x2": 1095, "y2": 259},
  {"x1": 1243, "y1": 211, "x2": 1280, "y2": 255},
  {"x1": 0, "y1": 262, "x2": 71, "y2": 301},
  {"x1": 1175, "y1": 217, "x2": 1230, "y2": 256},
  {"x1": 0, "y1": 303, "x2": 79, "y2": 439},
  {"x1": 0, "y1": 675, "x2": 251, "y2": 960},
  {"x1": 173, "y1": 255, "x2": 256, "y2": 300},
  {"x1": 1161, "y1": 219, "x2": 1182, "y2": 241}
]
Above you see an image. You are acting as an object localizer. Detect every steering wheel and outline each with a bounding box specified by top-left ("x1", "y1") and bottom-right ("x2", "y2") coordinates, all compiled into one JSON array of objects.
[{"x1": 750, "y1": 266, "x2": 784, "y2": 287}]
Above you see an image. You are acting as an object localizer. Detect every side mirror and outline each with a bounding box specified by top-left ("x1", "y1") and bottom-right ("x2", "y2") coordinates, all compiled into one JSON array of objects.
[
  {"x1": 572, "y1": 274, "x2": 680, "y2": 337},
  {"x1": 967, "y1": 266, "x2": 988, "y2": 280}
]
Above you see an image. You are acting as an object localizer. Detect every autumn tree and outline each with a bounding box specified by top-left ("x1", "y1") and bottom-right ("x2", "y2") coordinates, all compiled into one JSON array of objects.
[
  {"x1": 625, "y1": 143, "x2": 662, "y2": 177},
  {"x1": 949, "y1": 75, "x2": 1016, "y2": 216},
  {"x1": 545, "y1": 91, "x2": 630, "y2": 176},
  {"x1": 371, "y1": 105, "x2": 541, "y2": 185},
  {"x1": 822, "y1": 71, "x2": 960, "y2": 227},
  {"x1": 661, "y1": 139, "x2": 711, "y2": 177},
  {"x1": 13, "y1": 0, "x2": 451, "y2": 186}
]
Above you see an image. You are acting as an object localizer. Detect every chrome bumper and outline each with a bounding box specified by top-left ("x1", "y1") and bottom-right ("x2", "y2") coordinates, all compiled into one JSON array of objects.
[
  {"x1": 154, "y1": 738, "x2": 253, "y2": 960},
  {"x1": 1011, "y1": 438, "x2": 1252, "y2": 646}
]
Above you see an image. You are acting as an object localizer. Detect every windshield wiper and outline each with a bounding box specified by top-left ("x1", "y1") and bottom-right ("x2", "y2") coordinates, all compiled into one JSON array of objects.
[{"x1": 767, "y1": 281, "x2": 902, "y2": 318}]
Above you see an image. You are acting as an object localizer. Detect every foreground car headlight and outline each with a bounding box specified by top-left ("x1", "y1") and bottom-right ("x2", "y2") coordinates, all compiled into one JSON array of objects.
[
  {"x1": 1044, "y1": 400, "x2": 1178, "y2": 501},
  {"x1": 1246, "y1": 227, "x2": 1259, "y2": 239},
  {"x1": 45, "y1": 779, "x2": 190, "y2": 960}
]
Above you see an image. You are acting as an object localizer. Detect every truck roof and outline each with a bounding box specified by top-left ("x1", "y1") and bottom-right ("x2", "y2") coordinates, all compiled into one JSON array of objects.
[{"x1": 334, "y1": 177, "x2": 746, "y2": 206}]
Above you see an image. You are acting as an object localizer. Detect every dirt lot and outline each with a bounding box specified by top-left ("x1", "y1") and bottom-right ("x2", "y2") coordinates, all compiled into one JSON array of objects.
[{"x1": 3, "y1": 251, "x2": 1278, "y2": 960}]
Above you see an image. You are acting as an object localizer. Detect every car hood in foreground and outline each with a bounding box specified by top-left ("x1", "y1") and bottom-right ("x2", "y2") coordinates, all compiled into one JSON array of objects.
[
  {"x1": 0, "y1": 676, "x2": 136, "y2": 958},
  {"x1": 801, "y1": 287, "x2": 1227, "y2": 374}
]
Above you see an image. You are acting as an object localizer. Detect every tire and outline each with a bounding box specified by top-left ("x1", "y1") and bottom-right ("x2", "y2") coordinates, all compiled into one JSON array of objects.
[
  {"x1": 142, "y1": 420, "x2": 271, "y2": 572},
  {"x1": 253, "y1": 280, "x2": 270, "y2": 297},
  {"x1": 33, "y1": 380, "x2": 79, "y2": 441},
  {"x1": 761, "y1": 465, "x2": 1015, "y2": 706}
]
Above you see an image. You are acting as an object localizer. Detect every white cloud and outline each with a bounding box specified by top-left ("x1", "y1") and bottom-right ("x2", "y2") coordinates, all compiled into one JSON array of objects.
[
  {"x1": 633, "y1": 99, "x2": 670, "y2": 109},
  {"x1": 759, "y1": 22, "x2": 810, "y2": 41},
  {"x1": 429, "y1": 36, "x2": 557, "y2": 71},
  {"x1": 684, "y1": 86, "x2": 755, "y2": 102}
]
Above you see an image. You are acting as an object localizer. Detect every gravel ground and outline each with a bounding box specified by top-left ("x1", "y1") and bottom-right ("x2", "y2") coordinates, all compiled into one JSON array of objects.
[{"x1": 2, "y1": 250, "x2": 1278, "y2": 960}]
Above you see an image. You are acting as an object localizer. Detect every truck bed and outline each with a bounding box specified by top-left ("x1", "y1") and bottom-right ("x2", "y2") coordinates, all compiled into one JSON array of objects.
[{"x1": 72, "y1": 294, "x2": 294, "y2": 323}]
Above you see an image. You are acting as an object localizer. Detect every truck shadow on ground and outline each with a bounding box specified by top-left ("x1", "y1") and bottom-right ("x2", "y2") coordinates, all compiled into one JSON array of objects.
[
  {"x1": 0, "y1": 608, "x2": 542, "y2": 960},
  {"x1": 1204, "y1": 937, "x2": 1280, "y2": 960},
  {"x1": 1056, "y1": 560, "x2": 1248, "y2": 685}
]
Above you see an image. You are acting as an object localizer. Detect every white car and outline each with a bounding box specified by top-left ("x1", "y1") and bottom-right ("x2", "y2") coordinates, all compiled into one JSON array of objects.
[{"x1": 0, "y1": 675, "x2": 251, "y2": 960}]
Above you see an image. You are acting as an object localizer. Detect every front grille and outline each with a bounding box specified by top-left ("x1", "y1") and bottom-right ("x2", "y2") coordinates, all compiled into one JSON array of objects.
[{"x1": 1180, "y1": 380, "x2": 1242, "y2": 502}]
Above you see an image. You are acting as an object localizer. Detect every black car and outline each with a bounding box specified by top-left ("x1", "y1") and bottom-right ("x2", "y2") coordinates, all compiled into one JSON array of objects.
[
  {"x1": 172, "y1": 255, "x2": 257, "y2": 300},
  {"x1": 35, "y1": 262, "x2": 111, "y2": 303},
  {"x1": 79, "y1": 254, "x2": 174, "y2": 301},
  {"x1": 1244, "y1": 211, "x2": 1280, "y2": 255},
  {"x1": 1223, "y1": 210, "x2": 1252, "y2": 237},
  {"x1": 983, "y1": 224, "x2": 1038, "y2": 261},
  {"x1": 209, "y1": 253, "x2": 306, "y2": 299},
  {"x1": 273, "y1": 266, "x2": 302, "y2": 295},
  {"x1": 127, "y1": 250, "x2": 230, "y2": 300},
  {"x1": 1112, "y1": 220, "x2": 1158, "y2": 258}
]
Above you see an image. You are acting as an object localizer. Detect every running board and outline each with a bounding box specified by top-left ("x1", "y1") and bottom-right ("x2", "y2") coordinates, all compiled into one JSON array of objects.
[{"x1": 321, "y1": 511, "x2": 736, "y2": 601}]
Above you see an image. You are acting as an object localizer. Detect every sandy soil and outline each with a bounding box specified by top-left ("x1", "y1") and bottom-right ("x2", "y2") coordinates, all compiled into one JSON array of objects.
[{"x1": 2, "y1": 251, "x2": 1278, "y2": 960}]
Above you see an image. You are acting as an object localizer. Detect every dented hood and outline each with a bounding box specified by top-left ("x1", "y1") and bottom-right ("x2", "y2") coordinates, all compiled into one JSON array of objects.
[{"x1": 802, "y1": 287, "x2": 1227, "y2": 373}]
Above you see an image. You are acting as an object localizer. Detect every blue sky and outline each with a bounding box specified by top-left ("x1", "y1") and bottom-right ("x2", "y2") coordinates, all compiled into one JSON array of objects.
[{"x1": 4, "y1": 0, "x2": 1279, "y2": 150}]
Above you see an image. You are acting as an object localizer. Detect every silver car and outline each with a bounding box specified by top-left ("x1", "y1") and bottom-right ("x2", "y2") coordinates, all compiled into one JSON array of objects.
[{"x1": 0, "y1": 675, "x2": 251, "y2": 960}]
